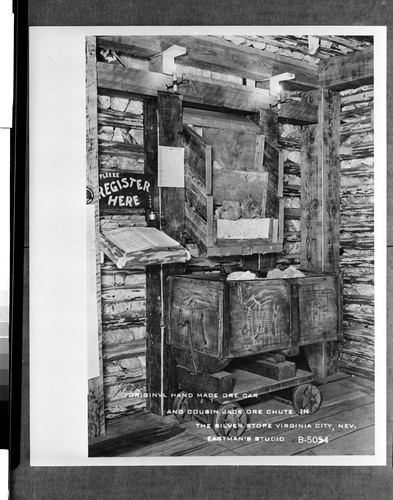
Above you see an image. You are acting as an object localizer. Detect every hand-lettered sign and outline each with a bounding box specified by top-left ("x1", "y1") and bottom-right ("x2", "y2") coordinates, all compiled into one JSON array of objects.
[{"x1": 99, "y1": 170, "x2": 153, "y2": 214}]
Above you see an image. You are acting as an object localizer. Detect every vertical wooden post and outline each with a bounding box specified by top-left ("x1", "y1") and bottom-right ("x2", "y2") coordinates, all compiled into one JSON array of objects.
[
  {"x1": 157, "y1": 92, "x2": 185, "y2": 241},
  {"x1": 301, "y1": 89, "x2": 341, "y2": 272},
  {"x1": 86, "y1": 36, "x2": 105, "y2": 437},
  {"x1": 145, "y1": 92, "x2": 185, "y2": 415},
  {"x1": 243, "y1": 108, "x2": 280, "y2": 271},
  {"x1": 301, "y1": 89, "x2": 341, "y2": 378}
]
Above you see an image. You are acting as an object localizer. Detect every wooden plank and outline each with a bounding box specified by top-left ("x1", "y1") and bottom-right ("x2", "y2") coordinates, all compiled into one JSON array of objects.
[
  {"x1": 86, "y1": 36, "x2": 105, "y2": 438},
  {"x1": 206, "y1": 196, "x2": 215, "y2": 246},
  {"x1": 98, "y1": 139, "x2": 144, "y2": 157},
  {"x1": 298, "y1": 426, "x2": 374, "y2": 456},
  {"x1": 229, "y1": 368, "x2": 314, "y2": 402},
  {"x1": 257, "y1": 109, "x2": 278, "y2": 146},
  {"x1": 185, "y1": 202, "x2": 208, "y2": 248},
  {"x1": 183, "y1": 125, "x2": 208, "y2": 185},
  {"x1": 235, "y1": 357, "x2": 296, "y2": 381},
  {"x1": 304, "y1": 341, "x2": 340, "y2": 379},
  {"x1": 216, "y1": 218, "x2": 271, "y2": 240},
  {"x1": 143, "y1": 97, "x2": 158, "y2": 176},
  {"x1": 235, "y1": 403, "x2": 374, "y2": 456},
  {"x1": 254, "y1": 135, "x2": 264, "y2": 171},
  {"x1": 278, "y1": 198, "x2": 284, "y2": 246},
  {"x1": 204, "y1": 127, "x2": 259, "y2": 172},
  {"x1": 206, "y1": 241, "x2": 283, "y2": 257},
  {"x1": 205, "y1": 144, "x2": 212, "y2": 194},
  {"x1": 300, "y1": 89, "x2": 341, "y2": 273},
  {"x1": 176, "y1": 366, "x2": 233, "y2": 395},
  {"x1": 97, "y1": 35, "x2": 319, "y2": 89},
  {"x1": 158, "y1": 92, "x2": 185, "y2": 241},
  {"x1": 167, "y1": 276, "x2": 225, "y2": 362},
  {"x1": 145, "y1": 94, "x2": 185, "y2": 416},
  {"x1": 97, "y1": 108, "x2": 143, "y2": 129},
  {"x1": 183, "y1": 108, "x2": 261, "y2": 131},
  {"x1": 185, "y1": 167, "x2": 208, "y2": 220},
  {"x1": 319, "y1": 46, "x2": 373, "y2": 91},
  {"x1": 227, "y1": 281, "x2": 291, "y2": 357},
  {"x1": 278, "y1": 100, "x2": 318, "y2": 125},
  {"x1": 298, "y1": 275, "x2": 341, "y2": 345},
  {"x1": 212, "y1": 170, "x2": 269, "y2": 204},
  {"x1": 97, "y1": 62, "x2": 279, "y2": 113},
  {"x1": 103, "y1": 339, "x2": 146, "y2": 361},
  {"x1": 278, "y1": 151, "x2": 284, "y2": 198}
]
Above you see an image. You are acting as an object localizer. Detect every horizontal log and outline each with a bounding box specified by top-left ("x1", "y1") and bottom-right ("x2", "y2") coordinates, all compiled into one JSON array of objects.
[
  {"x1": 206, "y1": 240, "x2": 282, "y2": 257},
  {"x1": 183, "y1": 107, "x2": 261, "y2": 131},
  {"x1": 97, "y1": 109, "x2": 143, "y2": 129},
  {"x1": 103, "y1": 338, "x2": 146, "y2": 361},
  {"x1": 104, "y1": 396, "x2": 146, "y2": 421},
  {"x1": 278, "y1": 136, "x2": 301, "y2": 150},
  {"x1": 99, "y1": 154, "x2": 144, "y2": 172},
  {"x1": 278, "y1": 100, "x2": 318, "y2": 124},
  {"x1": 98, "y1": 139, "x2": 144, "y2": 157},
  {"x1": 319, "y1": 46, "x2": 373, "y2": 90},
  {"x1": 103, "y1": 325, "x2": 146, "y2": 345},
  {"x1": 97, "y1": 35, "x2": 319, "y2": 90},
  {"x1": 97, "y1": 62, "x2": 280, "y2": 113},
  {"x1": 101, "y1": 286, "x2": 146, "y2": 302},
  {"x1": 101, "y1": 270, "x2": 146, "y2": 288},
  {"x1": 102, "y1": 298, "x2": 146, "y2": 319},
  {"x1": 104, "y1": 377, "x2": 146, "y2": 403}
]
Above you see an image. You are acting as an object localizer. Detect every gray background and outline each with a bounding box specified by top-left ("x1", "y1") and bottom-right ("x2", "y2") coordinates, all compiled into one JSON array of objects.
[{"x1": 13, "y1": 1, "x2": 393, "y2": 498}]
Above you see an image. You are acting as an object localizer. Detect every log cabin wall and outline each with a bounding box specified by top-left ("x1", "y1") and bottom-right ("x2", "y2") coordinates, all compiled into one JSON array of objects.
[
  {"x1": 97, "y1": 88, "x2": 148, "y2": 423},
  {"x1": 277, "y1": 123, "x2": 302, "y2": 268},
  {"x1": 339, "y1": 84, "x2": 374, "y2": 379}
]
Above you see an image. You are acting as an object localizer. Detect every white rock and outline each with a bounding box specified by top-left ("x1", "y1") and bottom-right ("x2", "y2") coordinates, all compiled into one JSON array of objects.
[
  {"x1": 252, "y1": 41, "x2": 266, "y2": 50},
  {"x1": 111, "y1": 97, "x2": 129, "y2": 112},
  {"x1": 97, "y1": 126, "x2": 114, "y2": 141},
  {"x1": 265, "y1": 44, "x2": 279, "y2": 53},
  {"x1": 129, "y1": 128, "x2": 144, "y2": 145},
  {"x1": 113, "y1": 127, "x2": 125, "y2": 142},
  {"x1": 97, "y1": 95, "x2": 111, "y2": 109},
  {"x1": 126, "y1": 100, "x2": 143, "y2": 115}
]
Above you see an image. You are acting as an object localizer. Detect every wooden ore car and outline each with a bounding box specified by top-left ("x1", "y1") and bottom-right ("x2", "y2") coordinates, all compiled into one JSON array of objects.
[{"x1": 167, "y1": 271, "x2": 342, "y2": 436}]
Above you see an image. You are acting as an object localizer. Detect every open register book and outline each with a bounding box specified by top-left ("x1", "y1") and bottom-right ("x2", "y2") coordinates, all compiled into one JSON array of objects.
[{"x1": 97, "y1": 226, "x2": 190, "y2": 268}]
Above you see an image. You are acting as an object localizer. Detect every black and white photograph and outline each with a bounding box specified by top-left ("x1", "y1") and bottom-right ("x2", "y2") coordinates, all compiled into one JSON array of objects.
[
  {"x1": 28, "y1": 25, "x2": 386, "y2": 469},
  {"x1": 83, "y1": 32, "x2": 380, "y2": 460}
]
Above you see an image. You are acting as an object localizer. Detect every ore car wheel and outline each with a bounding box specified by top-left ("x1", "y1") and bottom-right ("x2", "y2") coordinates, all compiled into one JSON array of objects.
[
  {"x1": 292, "y1": 384, "x2": 321, "y2": 415},
  {"x1": 173, "y1": 391, "x2": 192, "y2": 423},
  {"x1": 213, "y1": 402, "x2": 248, "y2": 437}
]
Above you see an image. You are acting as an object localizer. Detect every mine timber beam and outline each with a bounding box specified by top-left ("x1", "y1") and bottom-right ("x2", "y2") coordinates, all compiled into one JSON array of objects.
[
  {"x1": 318, "y1": 46, "x2": 373, "y2": 91},
  {"x1": 97, "y1": 35, "x2": 319, "y2": 90}
]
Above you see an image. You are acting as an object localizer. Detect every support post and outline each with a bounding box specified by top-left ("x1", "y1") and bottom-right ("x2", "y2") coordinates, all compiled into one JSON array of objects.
[
  {"x1": 145, "y1": 92, "x2": 185, "y2": 415},
  {"x1": 301, "y1": 89, "x2": 341, "y2": 378},
  {"x1": 86, "y1": 36, "x2": 105, "y2": 437}
]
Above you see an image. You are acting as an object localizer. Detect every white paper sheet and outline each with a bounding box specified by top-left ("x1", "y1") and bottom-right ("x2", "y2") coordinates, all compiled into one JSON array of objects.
[{"x1": 158, "y1": 145, "x2": 185, "y2": 187}]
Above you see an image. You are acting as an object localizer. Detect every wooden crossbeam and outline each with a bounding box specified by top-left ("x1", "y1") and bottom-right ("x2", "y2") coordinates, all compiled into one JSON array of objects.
[
  {"x1": 97, "y1": 62, "x2": 320, "y2": 123},
  {"x1": 97, "y1": 61, "x2": 277, "y2": 113},
  {"x1": 97, "y1": 35, "x2": 319, "y2": 90},
  {"x1": 318, "y1": 46, "x2": 373, "y2": 91}
]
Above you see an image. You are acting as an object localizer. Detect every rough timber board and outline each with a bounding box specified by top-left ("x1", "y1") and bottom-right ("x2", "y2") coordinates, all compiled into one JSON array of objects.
[
  {"x1": 97, "y1": 62, "x2": 278, "y2": 113},
  {"x1": 216, "y1": 218, "x2": 272, "y2": 240},
  {"x1": 207, "y1": 369, "x2": 313, "y2": 403},
  {"x1": 86, "y1": 36, "x2": 105, "y2": 437},
  {"x1": 96, "y1": 35, "x2": 319, "y2": 89}
]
